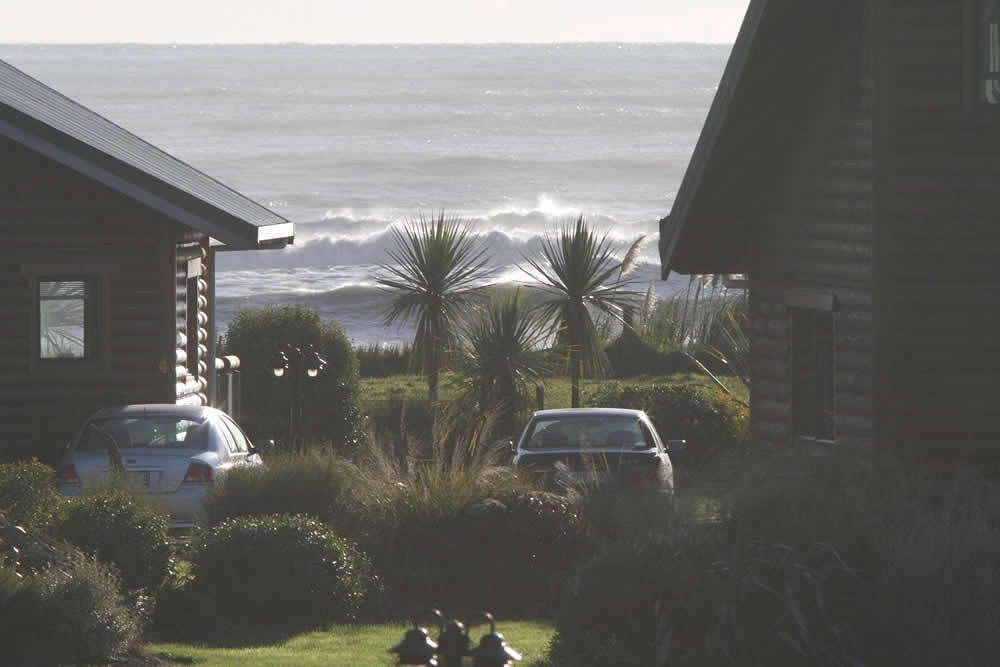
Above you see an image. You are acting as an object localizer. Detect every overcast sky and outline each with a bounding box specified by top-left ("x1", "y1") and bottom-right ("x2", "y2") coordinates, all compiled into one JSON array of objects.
[{"x1": 1, "y1": 0, "x2": 749, "y2": 44}]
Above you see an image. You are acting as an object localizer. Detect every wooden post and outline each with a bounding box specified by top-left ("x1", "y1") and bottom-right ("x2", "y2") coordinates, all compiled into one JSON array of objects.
[{"x1": 535, "y1": 384, "x2": 545, "y2": 411}]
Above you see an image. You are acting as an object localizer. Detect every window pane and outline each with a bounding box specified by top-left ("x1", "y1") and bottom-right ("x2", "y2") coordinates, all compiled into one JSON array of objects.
[
  {"x1": 982, "y1": 0, "x2": 1000, "y2": 104},
  {"x1": 77, "y1": 417, "x2": 208, "y2": 451},
  {"x1": 791, "y1": 309, "x2": 835, "y2": 440},
  {"x1": 523, "y1": 416, "x2": 647, "y2": 450},
  {"x1": 39, "y1": 280, "x2": 89, "y2": 359}
]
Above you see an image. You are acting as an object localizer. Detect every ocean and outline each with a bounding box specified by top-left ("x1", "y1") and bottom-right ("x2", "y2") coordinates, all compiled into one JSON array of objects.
[{"x1": 0, "y1": 44, "x2": 727, "y2": 345}]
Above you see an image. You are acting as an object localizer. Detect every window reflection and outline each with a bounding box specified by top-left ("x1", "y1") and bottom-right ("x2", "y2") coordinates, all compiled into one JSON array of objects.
[{"x1": 39, "y1": 280, "x2": 90, "y2": 359}]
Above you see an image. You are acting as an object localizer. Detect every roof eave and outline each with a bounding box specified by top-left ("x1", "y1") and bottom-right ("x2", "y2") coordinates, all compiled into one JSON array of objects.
[
  {"x1": 661, "y1": 0, "x2": 771, "y2": 278},
  {"x1": 0, "y1": 107, "x2": 291, "y2": 250}
]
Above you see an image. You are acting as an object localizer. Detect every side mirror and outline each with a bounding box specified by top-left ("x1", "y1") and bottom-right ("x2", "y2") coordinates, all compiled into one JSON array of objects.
[{"x1": 667, "y1": 440, "x2": 687, "y2": 455}]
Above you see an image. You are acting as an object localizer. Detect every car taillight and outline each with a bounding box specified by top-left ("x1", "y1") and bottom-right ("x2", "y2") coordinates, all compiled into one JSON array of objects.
[
  {"x1": 183, "y1": 462, "x2": 213, "y2": 484},
  {"x1": 55, "y1": 464, "x2": 80, "y2": 485}
]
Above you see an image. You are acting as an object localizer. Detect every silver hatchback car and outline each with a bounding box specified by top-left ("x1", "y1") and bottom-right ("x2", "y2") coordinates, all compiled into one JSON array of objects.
[{"x1": 55, "y1": 405, "x2": 263, "y2": 528}]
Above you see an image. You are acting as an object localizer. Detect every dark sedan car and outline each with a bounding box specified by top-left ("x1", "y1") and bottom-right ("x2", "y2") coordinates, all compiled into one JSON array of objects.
[{"x1": 512, "y1": 408, "x2": 684, "y2": 492}]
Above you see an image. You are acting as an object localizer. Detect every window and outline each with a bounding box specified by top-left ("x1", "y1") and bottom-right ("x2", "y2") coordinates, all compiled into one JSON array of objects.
[
  {"x1": 38, "y1": 278, "x2": 100, "y2": 360},
  {"x1": 220, "y1": 416, "x2": 249, "y2": 454},
  {"x1": 77, "y1": 416, "x2": 208, "y2": 452},
  {"x1": 980, "y1": 1, "x2": 1000, "y2": 105},
  {"x1": 214, "y1": 418, "x2": 239, "y2": 454},
  {"x1": 522, "y1": 415, "x2": 650, "y2": 450},
  {"x1": 791, "y1": 309, "x2": 835, "y2": 441}
]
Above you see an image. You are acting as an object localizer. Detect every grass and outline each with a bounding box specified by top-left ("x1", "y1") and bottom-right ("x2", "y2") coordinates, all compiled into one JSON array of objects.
[
  {"x1": 359, "y1": 372, "x2": 744, "y2": 412},
  {"x1": 148, "y1": 620, "x2": 555, "y2": 666}
]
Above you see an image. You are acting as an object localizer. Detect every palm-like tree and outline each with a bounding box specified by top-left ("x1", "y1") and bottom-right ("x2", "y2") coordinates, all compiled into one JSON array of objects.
[
  {"x1": 459, "y1": 288, "x2": 549, "y2": 437},
  {"x1": 377, "y1": 213, "x2": 491, "y2": 403},
  {"x1": 524, "y1": 216, "x2": 643, "y2": 407}
]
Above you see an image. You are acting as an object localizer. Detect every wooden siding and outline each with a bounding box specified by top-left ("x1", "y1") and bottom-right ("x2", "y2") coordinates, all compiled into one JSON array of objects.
[
  {"x1": 881, "y1": 0, "x2": 1000, "y2": 456},
  {"x1": 175, "y1": 238, "x2": 210, "y2": 406},
  {"x1": 750, "y1": 16, "x2": 875, "y2": 449},
  {"x1": 0, "y1": 137, "x2": 184, "y2": 461}
]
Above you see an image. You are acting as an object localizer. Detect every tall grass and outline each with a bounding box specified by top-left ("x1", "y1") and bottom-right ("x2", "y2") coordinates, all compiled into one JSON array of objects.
[
  {"x1": 641, "y1": 276, "x2": 746, "y2": 358},
  {"x1": 870, "y1": 476, "x2": 1000, "y2": 667},
  {"x1": 356, "y1": 343, "x2": 416, "y2": 378}
]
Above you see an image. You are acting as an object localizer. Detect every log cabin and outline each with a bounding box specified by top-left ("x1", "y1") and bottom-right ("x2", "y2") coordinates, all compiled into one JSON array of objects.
[
  {"x1": 659, "y1": 0, "x2": 1000, "y2": 457},
  {"x1": 0, "y1": 60, "x2": 293, "y2": 461}
]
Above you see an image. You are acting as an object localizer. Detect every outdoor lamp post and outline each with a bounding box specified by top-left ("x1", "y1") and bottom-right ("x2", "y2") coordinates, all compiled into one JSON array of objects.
[
  {"x1": 432, "y1": 609, "x2": 470, "y2": 667},
  {"x1": 468, "y1": 613, "x2": 522, "y2": 667},
  {"x1": 388, "y1": 622, "x2": 439, "y2": 666},
  {"x1": 270, "y1": 343, "x2": 326, "y2": 452},
  {"x1": 389, "y1": 610, "x2": 521, "y2": 667}
]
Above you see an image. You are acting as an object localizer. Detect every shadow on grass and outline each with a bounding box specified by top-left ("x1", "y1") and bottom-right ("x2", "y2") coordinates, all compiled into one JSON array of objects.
[{"x1": 147, "y1": 623, "x2": 313, "y2": 650}]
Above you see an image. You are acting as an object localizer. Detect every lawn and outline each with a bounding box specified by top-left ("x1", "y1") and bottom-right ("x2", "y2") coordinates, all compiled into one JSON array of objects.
[
  {"x1": 147, "y1": 620, "x2": 555, "y2": 666},
  {"x1": 360, "y1": 372, "x2": 746, "y2": 412}
]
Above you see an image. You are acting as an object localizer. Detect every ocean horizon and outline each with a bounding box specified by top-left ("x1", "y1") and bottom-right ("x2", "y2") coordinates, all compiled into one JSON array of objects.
[{"x1": 0, "y1": 43, "x2": 727, "y2": 345}]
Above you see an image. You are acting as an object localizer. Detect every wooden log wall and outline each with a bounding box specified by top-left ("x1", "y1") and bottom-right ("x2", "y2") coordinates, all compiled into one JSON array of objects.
[
  {"x1": 0, "y1": 137, "x2": 181, "y2": 462},
  {"x1": 881, "y1": 0, "x2": 1000, "y2": 456},
  {"x1": 749, "y1": 10, "x2": 876, "y2": 449},
  {"x1": 175, "y1": 239, "x2": 210, "y2": 406}
]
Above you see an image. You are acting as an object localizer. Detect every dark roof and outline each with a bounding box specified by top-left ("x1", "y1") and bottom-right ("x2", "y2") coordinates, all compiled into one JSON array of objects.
[
  {"x1": 658, "y1": 0, "x2": 771, "y2": 278},
  {"x1": 659, "y1": 0, "x2": 843, "y2": 277},
  {"x1": 0, "y1": 59, "x2": 293, "y2": 249}
]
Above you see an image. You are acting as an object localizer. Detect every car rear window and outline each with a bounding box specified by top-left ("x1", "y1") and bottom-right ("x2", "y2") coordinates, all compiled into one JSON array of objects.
[
  {"x1": 522, "y1": 415, "x2": 653, "y2": 450},
  {"x1": 77, "y1": 416, "x2": 209, "y2": 452}
]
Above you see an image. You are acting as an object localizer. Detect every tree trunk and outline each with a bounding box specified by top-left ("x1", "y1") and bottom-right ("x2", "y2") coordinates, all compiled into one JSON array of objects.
[
  {"x1": 428, "y1": 364, "x2": 439, "y2": 403},
  {"x1": 570, "y1": 348, "x2": 581, "y2": 408},
  {"x1": 500, "y1": 368, "x2": 516, "y2": 437}
]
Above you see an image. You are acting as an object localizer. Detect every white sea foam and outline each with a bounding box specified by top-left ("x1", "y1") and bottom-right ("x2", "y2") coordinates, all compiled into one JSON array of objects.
[{"x1": 0, "y1": 43, "x2": 728, "y2": 344}]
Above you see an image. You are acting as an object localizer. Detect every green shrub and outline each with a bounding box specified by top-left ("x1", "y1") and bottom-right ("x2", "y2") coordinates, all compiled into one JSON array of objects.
[
  {"x1": 2, "y1": 559, "x2": 144, "y2": 665},
  {"x1": 56, "y1": 488, "x2": 171, "y2": 590},
  {"x1": 201, "y1": 450, "x2": 356, "y2": 530},
  {"x1": 378, "y1": 489, "x2": 586, "y2": 614},
  {"x1": 223, "y1": 305, "x2": 363, "y2": 451},
  {"x1": 364, "y1": 394, "x2": 435, "y2": 447},
  {"x1": 725, "y1": 450, "x2": 918, "y2": 570},
  {"x1": 866, "y1": 478, "x2": 1000, "y2": 667},
  {"x1": 669, "y1": 542, "x2": 868, "y2": 666},
  {"x1": 586, "y1": 383, "x2": 748, "y2": 466},
  {"x1": 604, "y1": 333, "x2": 693, "y2": 378},
  {"x1": 548, "y1": 534, "x2": 720, "y2": 667},
  {"x1": 192, "y1": 514, "x2": 378, "y2": 629},
  {"x1": 0, "y1": 459, "x2": 65, "y2": 531}
]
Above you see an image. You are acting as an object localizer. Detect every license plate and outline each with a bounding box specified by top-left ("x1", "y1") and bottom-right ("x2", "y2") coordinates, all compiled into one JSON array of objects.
[{"x1": 127, "y1": 471, "x2": 158, "y2": 489}]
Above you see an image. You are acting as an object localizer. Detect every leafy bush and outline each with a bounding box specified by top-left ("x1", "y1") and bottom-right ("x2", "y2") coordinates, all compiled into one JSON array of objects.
[
  {"x1": 586, "y1": 382, "x2": 748, "y2": 466},
  {"x1": 667, "y1": 542, "x2": 868, "y2": 666},
  {"x1": 382, "y1": 489, "x2": 586, "y2": 614},
  {"x1": 725, "y1": 450, "x2": 918, "y2": 570},
  {"x1": 343, "y1": 435, "x2": 582, "y2": 614},
  {"x1": 56, "y1": 488, "x2": 172, "y2": 590},
  {"x1": 548, "y1": 534, "x2": 720, "y2": 667},
  {"x1": 223, "y1": 305, "x2": 363, "y2": 451},
  {"x1": 0, "y1": 459, "x2": 65, "y2": 531},
  {"x1": 202, "y1": 450, "x2": 355, "y2": 529},
  {"x1": 2, "y1": 559, "x2": 145, "y2": 665},
  {"x1": 364, "y1": 394, "x2": 435, "y2": 448},
  {"x1": 604, "y1": 333, "x2": 693, "y2": 378},
  {"x1": 866, "y1": 478, "x2": 1000, "y2": 667},
  {"x1": 192, "y1": 514, "x2": 378, "y2": 629}
]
